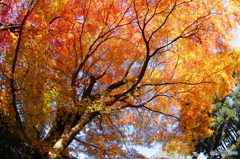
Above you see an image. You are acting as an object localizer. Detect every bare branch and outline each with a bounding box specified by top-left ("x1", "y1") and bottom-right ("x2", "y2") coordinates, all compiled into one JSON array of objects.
[
  {"x1": 119, "y1": 103, "x2": 180, "y2": 121},
  {"x1": 140, "y1": 81, "x2": 213, "y2": 87},
  {"x1": 9, "y1": 0, "x2": 39, "y2": 144},
  {"x1": 0, "y1": 23, "x2": 21, "y2": 31}
]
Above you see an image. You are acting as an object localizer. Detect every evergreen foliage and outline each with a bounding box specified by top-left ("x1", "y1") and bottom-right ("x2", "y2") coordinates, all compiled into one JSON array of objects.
[{"x1": 193, "y1": 87, "x2": 240, "y2": 159}]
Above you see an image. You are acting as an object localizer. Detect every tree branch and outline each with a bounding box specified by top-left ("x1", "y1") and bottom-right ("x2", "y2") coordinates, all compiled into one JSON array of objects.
[
  {"x1": 139, "y1": 81, "x2": 213, "y2": 87},
  {"x1": 9, "y1": 0, "x2": 39, "y2": 145},
  {"x1": 0, "y1": 23, "x2": 21, "y2": 31},
  {"x1": 119, "y1": 103, "x2": 180, "y2": 121}
]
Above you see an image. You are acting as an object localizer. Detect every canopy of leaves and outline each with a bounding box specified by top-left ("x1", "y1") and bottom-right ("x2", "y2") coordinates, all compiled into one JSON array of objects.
[{"x1": 1, "y1": 0, "x2": 240, "y2": 158}]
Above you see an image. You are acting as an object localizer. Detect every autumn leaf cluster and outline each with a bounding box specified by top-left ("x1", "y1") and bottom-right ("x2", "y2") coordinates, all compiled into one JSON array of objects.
[{"x1": 0, "y1": 0, "x2": 240, "y2": 158}]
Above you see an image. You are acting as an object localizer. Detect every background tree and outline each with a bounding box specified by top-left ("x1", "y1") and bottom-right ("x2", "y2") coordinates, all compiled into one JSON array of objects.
[
  {"x1": 193, "y1": 86, "x2": 240, "y2": 159},
  {"x1": 193, "y1": 87, "x2": 240, "y2": 158},
  {"x1": 1, "y1": 0, "x2": 240, "y2": 158}
]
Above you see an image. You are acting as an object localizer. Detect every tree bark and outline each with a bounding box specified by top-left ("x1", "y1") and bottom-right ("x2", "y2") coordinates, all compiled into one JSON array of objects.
[{"x1": 45, "y1": 111, "x2": 100, "y2": 159}]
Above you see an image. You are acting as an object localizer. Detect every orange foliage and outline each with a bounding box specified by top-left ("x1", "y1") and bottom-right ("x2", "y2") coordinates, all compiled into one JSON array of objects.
[{"x1": 0, "y1": 0, "x2": 240, "y2": 158}]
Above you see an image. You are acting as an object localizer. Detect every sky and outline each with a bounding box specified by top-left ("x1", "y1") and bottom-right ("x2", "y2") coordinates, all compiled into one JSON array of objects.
[
  {"x1": 135, "y1": 146, "x2": 160, "y2": 158},
  {"x1": 232, "y1": 25, "x2": 240, "y2": 47}
]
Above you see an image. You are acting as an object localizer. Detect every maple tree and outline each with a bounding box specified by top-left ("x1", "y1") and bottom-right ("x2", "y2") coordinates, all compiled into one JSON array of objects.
[{"x1": 1, "y1": 0, "x2": 240, "y2": 158}]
